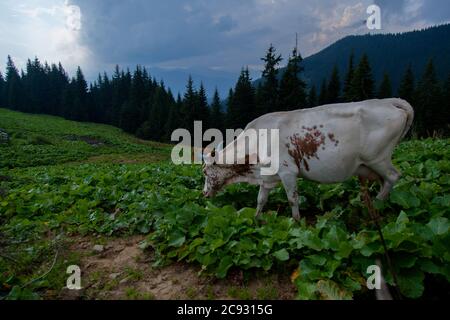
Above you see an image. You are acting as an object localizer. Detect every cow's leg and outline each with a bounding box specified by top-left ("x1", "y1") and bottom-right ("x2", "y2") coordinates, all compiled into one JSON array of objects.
[
  {"x1": 367, "y1": 161, "x2": 401, "y2": 200},
  {"x1": 280, "y1": 174, "x2": 300, "y2": 221},
  {"x1": 255, "y1": 185, "x2": 270, "y2": 218}
]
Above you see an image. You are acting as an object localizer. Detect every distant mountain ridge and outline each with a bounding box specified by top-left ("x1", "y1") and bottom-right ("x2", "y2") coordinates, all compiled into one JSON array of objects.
[{"x1": 259, "y1": 24, "x2": 450, "y2": 93}]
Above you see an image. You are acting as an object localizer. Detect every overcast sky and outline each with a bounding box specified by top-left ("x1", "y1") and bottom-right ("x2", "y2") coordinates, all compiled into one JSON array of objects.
[{"x1": 1, "y1": 0, "x2": 450, "y2": 96}]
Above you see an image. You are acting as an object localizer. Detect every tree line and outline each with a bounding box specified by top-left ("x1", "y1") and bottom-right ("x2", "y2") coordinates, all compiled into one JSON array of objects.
[{"x1": 0, "y1": 46, "x2": 449, "y2": 141}]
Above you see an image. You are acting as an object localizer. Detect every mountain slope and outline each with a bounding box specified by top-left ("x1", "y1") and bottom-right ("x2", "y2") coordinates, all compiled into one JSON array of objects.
[{"x1": 267, "y1": 24, "x2": 450, "y2": 92}]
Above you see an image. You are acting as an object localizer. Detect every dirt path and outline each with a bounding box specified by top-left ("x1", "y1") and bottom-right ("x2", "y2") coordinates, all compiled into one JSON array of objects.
[{"x1": 59, "y1": 236, "x2": 296, "y2": 300}]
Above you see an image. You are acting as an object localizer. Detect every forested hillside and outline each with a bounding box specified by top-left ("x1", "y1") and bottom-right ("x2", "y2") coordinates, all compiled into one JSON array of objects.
[
  {"x1": 297, "y1": 24, "x2": 450, "y2": 91},
  {"x1": 0, "y1": 25, "x2": 449, "y2": 142}
]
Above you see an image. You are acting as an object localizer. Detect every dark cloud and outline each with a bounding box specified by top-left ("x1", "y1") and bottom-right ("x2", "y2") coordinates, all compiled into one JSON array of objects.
[
  {"x1": 71, "y1": 0, "x2": 249, "y2": 65},
  {"x1": 374, "y1": 0, "x2": 450, "y2": 26},
  {"x1": 67, "y1": 0, "x2": 450, "y2": 96},
  {"x1": 421, "y1": 0, "x2": 450, "y2": 22}
]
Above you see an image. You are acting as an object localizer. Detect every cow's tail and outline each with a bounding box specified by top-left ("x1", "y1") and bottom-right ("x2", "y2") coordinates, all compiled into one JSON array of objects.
[{"x1": 392, "y1": 98, "x2": 415, "y2": 140}]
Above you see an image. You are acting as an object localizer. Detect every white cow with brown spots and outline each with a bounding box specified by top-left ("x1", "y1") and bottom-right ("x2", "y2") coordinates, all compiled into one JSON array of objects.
[{"x1": 203, "y1": 98, "x2": 414, "y2": 221}]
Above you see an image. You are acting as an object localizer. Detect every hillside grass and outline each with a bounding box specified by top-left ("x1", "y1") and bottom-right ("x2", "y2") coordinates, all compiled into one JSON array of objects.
[
  {"x1": 0, "y1": 108, "x2": 171, "y2": 168},
  {"x1": 0, "y1": 108, "x2": 449, "y2": 300}
]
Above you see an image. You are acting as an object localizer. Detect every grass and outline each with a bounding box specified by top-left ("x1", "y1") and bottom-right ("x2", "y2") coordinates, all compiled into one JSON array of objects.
[
  {"x1": 0, "y1": 108, "x2": 171, "y2": 168},
  {"x1": 124, "y1": 267, "x2": 144, "y2": 281},
  {"x1": 227, "y1": 286, "x2": 253, "y2": 300}
]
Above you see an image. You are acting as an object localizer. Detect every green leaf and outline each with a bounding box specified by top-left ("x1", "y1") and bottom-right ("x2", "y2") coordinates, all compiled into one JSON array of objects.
[
  {"x1": 390, "y1": 190, "x2": 420, "y2": 208},
  {"x1": 216, "y1": 256, "x2": 233, "y2": 278},
  {"x1": 396, "y1": 211, "x2": 410, "y2": 225},
  {"x1": 273, "y1": 249, "x2": 290, "y2": 261},
  {"x1": 296, "y1": 281, "x2": 317, "y2": 300},
  {"x1": 324, "y1": 225, "x2": 348, "y2": 251},
  {"x1": 397, "y1": 269, "x2": 425, "y2": 299},
  {"x1": 432, "y1": 195, "x2": 450, "y2": 207},
  {"x1": 427, "y1": 217, "x2": 449, "y2": 236},
  {"x1": 168, "y1": 232, "x2": 186, "y2": 247},
  {"x1": 394, "y1": 253, "x2": 417, "y2": 269}
]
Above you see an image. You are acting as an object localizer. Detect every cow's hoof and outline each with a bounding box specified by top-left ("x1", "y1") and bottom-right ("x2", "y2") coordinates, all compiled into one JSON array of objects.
[{"x1": 292, "y1": 215, "x2": 301, "y2": 222}]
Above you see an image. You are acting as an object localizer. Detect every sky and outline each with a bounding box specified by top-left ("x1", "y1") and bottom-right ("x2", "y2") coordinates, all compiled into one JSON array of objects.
[{"x1": 1, "y1": 0, "x2": 450, "y2": 97}]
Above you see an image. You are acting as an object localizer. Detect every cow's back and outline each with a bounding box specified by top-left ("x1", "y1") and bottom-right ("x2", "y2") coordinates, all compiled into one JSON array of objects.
[{"x1": 247, "y1": 99, "x2": 408, "y2": 183}]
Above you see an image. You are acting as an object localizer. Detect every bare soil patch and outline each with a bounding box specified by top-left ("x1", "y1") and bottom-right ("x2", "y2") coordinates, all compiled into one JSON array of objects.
[{"x1": 60, "y1": 236, "x2": 296, "y2": 300}]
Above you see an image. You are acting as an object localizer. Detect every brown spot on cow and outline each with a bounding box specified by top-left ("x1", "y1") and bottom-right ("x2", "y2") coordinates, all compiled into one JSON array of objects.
[
  {"x1": 287, "y1": 128, "x2": 326, "y2": 173},
  {"x1": 328, "y1": 133, "x2": 339, "y2": 146}
]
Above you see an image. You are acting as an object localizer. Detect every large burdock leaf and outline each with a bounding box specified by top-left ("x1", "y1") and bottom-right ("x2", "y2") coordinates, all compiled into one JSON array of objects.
[
  {"x1": 273, "y1": 248, "x2": 290, "y2": 261},
  {"x1": 427, "y1": 217, "x2": 449, "y2": 236},
  {"x1": 168, "y1": 231, "x2": 186, "y2": 247},
  {"x1": 398, "y1": 269, "x2": 425, "y2": 299},
  {"x1": 390, "y1": 190, "x2": 420, "y2": 208},
  {"x1": 216, "y1": 255, "x2": 233, "y2": 279}
]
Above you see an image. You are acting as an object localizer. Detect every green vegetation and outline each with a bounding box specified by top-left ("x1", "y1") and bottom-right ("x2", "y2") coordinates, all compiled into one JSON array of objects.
[
  {"x1": 0, "y1": 108, "x2": 170, "y2": 168},
  {"x1": 1, "y1": 109, "x2": 449, "y2": 300}
]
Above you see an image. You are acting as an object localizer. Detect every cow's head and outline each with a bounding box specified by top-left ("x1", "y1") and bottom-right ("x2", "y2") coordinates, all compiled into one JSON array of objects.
[{"x1": 202, "y1": 151, "x2": 225, "y2": 198}]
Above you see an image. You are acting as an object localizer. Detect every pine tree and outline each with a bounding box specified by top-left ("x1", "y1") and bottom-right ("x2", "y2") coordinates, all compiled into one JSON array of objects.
[
  {"x1": 209, "y1": 88, "x2": 224, "y2": 133},
  {"x1": 197, "y1": 82, "x2": 210, "y2": 129},
  {"x1": 416, "y1": 59, "x2": 443, "y2": 137},
  {"x1": 228, "y1": 68, "x2": 256, "y2": 129},
  {"x1": 279, "y1": 47, "x2": 307, "y2": 110},
  {"x1": 22, "y1": 57, "x2": 52, "y2": 114},
  {"x1": 257, "y1": 44, "x2": 282, "y2": 115},
  {"x1": 137, "y1": 86, "x2": 170, "y2": 141},
  {"x1": 120, "y1": 66, "x2": 146, "y2": 133},
  {"x1": 343, "y1": 52, "x2": 355, "y2": 102},
  {"x1": 318, "y1": 79, "x2": 328, "y2": 106},
  {"x1": 377, "y1": 73, "x2": 392, "y2": 99},
  {"x1": 4, "y1": 55, "x2": 23, "y2": 110},
  {"x1": 350, "y1": 53, "x2": 374, "y2": 101},
  {"x1": 46, "y1": 63, "x2": 69, "y2": 116},
  {"x1": 164, "y1": 94, "x2": 182, "y2": 141},
  {"x1": 398, "y1": 64, "x2": 415, "y2": 103},
  {"x1": 182, "y1": 76, "x2": 197, "y2": 135},
  {"x1": 225, "y1": 88, "x2": 234, "y2": 129},
  {"x1": 326, "y1": 65, "x2": 341, "y2": 103},
  {"x1": 307, "y1": 85, "x2": 317, "y2": 108},
  {"x1": 74, "y1": 66, "x2": 89, "y2": 121},
  {"x1": 111, "y1": 65, "x2": 129, "y2": 126}
]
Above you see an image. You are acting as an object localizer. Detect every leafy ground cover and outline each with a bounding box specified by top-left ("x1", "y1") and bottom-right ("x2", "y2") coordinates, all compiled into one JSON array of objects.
[{"x1": 0, "y1": 109, "x2": 449, "y2": 300}]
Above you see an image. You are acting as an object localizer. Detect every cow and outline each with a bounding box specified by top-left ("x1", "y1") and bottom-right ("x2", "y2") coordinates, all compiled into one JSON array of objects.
[{"x1": 202, "y1": 98, "x2": 414, "y2": 221}]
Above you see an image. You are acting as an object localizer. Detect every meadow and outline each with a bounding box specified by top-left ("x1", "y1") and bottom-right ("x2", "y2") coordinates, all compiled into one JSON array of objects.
[{"x1": 0, "y1": 108, "x2": 449, "y2": 300}]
